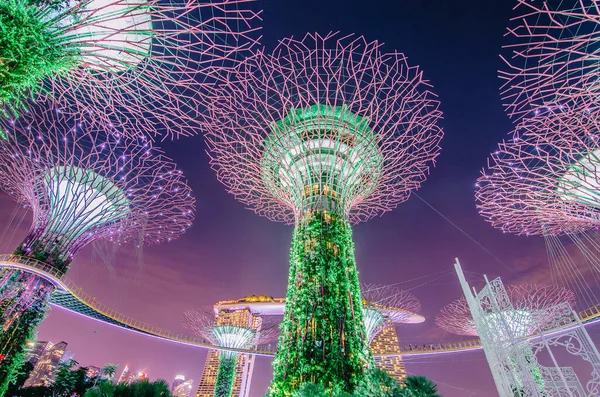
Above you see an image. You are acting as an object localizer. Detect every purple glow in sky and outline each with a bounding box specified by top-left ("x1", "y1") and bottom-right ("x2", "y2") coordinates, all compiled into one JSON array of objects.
[{"x1": 3, "y1": 1, "x2": 600, "y2": 396}]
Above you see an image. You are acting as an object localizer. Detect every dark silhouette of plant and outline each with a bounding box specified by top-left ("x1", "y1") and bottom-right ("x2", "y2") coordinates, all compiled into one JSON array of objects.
[
  {"x1": 52, "y1": 360, "x2": 79, "y2": 397},
  {"x1": 403, "y1": 376, "x2": 441, "y2": 397},
  {"x1": 355, "y1": 368, "x2": 404, "y2": 397},
  {"x1": 5, "y1": 361, "x2": 34, "y2": 396}
]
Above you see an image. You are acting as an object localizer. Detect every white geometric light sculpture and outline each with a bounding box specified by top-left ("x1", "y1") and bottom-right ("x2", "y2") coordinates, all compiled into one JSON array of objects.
[{"x1": 454, "y1": 258, "x2": 600, "y2": 396}]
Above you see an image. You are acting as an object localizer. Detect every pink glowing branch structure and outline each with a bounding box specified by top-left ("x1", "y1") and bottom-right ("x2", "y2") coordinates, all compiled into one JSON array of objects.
[
  {"x1": 182, "y1": 308, "x2": 278, "y2": 348},
  {"x1": 500, "y1": 0, "x2": 600, "y2": 120},
  {"x1": 28, "y1": 0, "x2": 262, "y2": 140},
  {"x1": 205, "y1": 32, "x2": 443, "y2": 224},
  {"x1": 436, "y1": 284, "x2": 576, "y2": 337},
  {"x1": 476, "y1": 107, "x2": 600, "y2": 236},
  {"x1": 361, "y1": 283, "x2": 423, "y2": 342},
  {"x1": 0, "y1": 101, "x2": 195, "y2": 267},
  {"x1": 362, "y1": 283, "x2": 422, "y2": 322}
]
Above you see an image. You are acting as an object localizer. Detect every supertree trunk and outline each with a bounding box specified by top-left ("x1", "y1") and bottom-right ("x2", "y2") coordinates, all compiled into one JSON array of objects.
[
  {"x1": 214, "y1": 354, "x2": 238, "y2": 397},
  {"x1": 0, "y1": 271, "x2": 52, "y2": 395},
  {"x1": 270, "y1": 211, "x2": 370, "y2": 396}
]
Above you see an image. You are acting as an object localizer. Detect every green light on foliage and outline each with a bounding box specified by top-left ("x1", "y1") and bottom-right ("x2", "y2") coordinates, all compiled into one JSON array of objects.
[
  {"x1": 0, "y1": 0, "x2": 79, "y2": 116},
  {"x1": 261, "y1": 104, "x2": 383, "y2": 214},
  {"x1": 214, "y1": 356, "x2": 237, "y2": 397},
  {"x1": 269, "y1": 211, "x2": 371, "y2": 397},
  {"x1": 0, "y1": 129, "x2": 6, "y2": 140}
]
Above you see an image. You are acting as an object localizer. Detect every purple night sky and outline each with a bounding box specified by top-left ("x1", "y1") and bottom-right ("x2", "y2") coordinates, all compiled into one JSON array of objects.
[{"x1": 2, "y1": 1, "x2": 600, "y2": 396}]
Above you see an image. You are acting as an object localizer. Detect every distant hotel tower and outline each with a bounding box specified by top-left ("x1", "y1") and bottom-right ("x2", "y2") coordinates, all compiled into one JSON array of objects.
[
  {"x1": 195, "y1": 296, "x2": 279, "y2": 397},
  {"x1": 370, "y1": 327, "x2": 407, "y2": 383},
  {"x1": 24, "y1": 341, "x2": 68, "y2": 387},
  {"x1": 25, "y1": 341, "x2": 52, "y2": 367}
]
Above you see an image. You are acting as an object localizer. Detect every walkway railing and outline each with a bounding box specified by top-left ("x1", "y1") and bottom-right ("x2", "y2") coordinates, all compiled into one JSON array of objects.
[
  {"x1": 0, "y1": 255, "x2": 277, "y2": 356},
  {"x1": 396, "y1": 339, "x2": 483, "y2": 356},
  {"x1": 2, "y1": 255, "x2": 600, "y2": 357}
]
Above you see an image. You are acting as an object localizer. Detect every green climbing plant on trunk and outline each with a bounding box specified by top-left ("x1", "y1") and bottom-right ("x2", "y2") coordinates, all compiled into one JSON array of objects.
[{"x1": 269, "y1": 211, "x2": 371, "y2": 397}]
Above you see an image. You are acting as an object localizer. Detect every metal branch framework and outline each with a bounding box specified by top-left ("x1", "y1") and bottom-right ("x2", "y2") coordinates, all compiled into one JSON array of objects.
[
  {"x1": 182, "y1": 308, "x2": 277, "y2": 349},
  {"x1": 206, "y1": 31, "x2": 443, "y2": 224},
  {"x1": 0, "y1": 101, "x2": 194, "y2": 393},
  {"x1": 206, "y1": 32, "x2": 443, "y2": 396},
  {"x1": 361, "y1": 283, "x2": 422, "y2": 342},
  {"x1": 0, "y1": 103, "x2": 195, "y2": 265},
  {"x1": 436, "y1": 284, "x2": 576, "y2": 337},
  {"x1": 476, "y1": 108, "x2": 600, "y2": 236},
  {"x1": 500, "y1": 0, "x2": 600, "y2": 120},
  {"x1": 0, "y1": 0, "x2": 262, "y2": 140}
]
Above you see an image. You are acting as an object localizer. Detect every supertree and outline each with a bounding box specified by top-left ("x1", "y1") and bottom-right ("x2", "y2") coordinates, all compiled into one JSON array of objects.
[
  {"x1": 205, "y1": 32, "x2": 443, "y2": 395},
  {"x1": 0, "y1": 101, "x2": 195, "y2": 392},
  {"x1": 475, "y1": 107, "x2": 600, "y2": 237},
  {"x1": 500, "y1": 0, "x2": 600, "y2": 120},
  {"x1": 361, "y1": 284, "x2": 422, "y2": 343},
  {"x1": 182, "y1": 308, "x2": 277, "y2": 397},
  {"x1": 436, "y1": 284, "x2": 575, "y2": 339},
  {"x1": 0, "y1": 0, "x2": 261, "y2": 140}
]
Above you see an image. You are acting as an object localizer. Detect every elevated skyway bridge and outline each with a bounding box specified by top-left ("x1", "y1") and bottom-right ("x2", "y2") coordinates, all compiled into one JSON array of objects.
[{"x1": 3, "y1": 254, "x2": 599, "y2": 358}]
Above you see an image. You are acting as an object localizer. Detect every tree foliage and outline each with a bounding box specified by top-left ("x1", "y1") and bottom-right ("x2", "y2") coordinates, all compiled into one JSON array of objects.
[
  {"x1": 269, "y1": 372, "x2": 441, "y2": 397},
  {"x1": 403, "y1": 376, "x2": 441, "y2": 397},
  {"x1": 0, "y1": 0, "x2": 78, "y2": 115},
  {"x1": 52, "y1": 359, "x2": 79, "y2": 397},
  {"x1": 214, "y1": 356, "x2": 237, "y2": 397},
  {"x1": 270, "y1": 212, "x2": 371, "y2": 396},
  {"x1": 85, "y1": 378, "x2": 172, "y2": 397}
]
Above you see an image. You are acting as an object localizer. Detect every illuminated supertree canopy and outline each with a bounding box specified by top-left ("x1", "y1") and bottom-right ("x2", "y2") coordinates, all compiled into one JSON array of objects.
[
  {"x1": 500, "y1": 0, "x2": 600, "y2": 120},
  {"x1": 206, "y1": 32, "x2": 443, "y2": 395},
  {"x1": 182, "y1": 308, "x2": 276, "y2": 397},
  {"x1": 436, "y1": 284, "x2": 575, "y2": 338},
  {"x1": 0, "y1": 0, "x2": 261, "y2": 139},
  {"x1": 475, "y1": 108, "x2": 600, "y2": 237},
  {"x1": 361, "y1": 283, "x2": 422, "y2": 343},
  {"x1": 0, "y1": 102, "x2": 194, "y2": 393}
]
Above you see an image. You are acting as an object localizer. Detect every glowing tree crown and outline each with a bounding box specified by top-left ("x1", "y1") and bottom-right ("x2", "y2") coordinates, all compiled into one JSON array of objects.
[
  {"x1": 0, "y1": 103, "x2": 195, "y2": 268},
  {"x1": 182, "y1": 308, "x2": 277, "y2": 351},
  {"x1": 206, "y1": 32, "x2": 443, "y2": 224},
  {"x1": 361, "y1": 283, "x2": 422, "y2": 342},
  {"x1": 436, "y1": 284, "x2": 575, "y2": 337},
  {"x1": 0, "y1": 0, "x2": 262, "y2": 139},
  {"x1": 500, "y1": 0, "x2": 600, "y2": 120},
  {"x1": 476, "y1": 108, "x2": 600, "y2": 236}
]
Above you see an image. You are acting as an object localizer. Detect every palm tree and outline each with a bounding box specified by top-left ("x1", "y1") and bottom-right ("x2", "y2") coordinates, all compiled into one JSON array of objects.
[
  {"x1": 94, "y1": 364, "x2": 118, "y2": 387},
  {"x1": 102, "y1": 364, "x2": 118, "y2": 381},
  {"x1": 355, "y1": 368, "x2": 403, "y2": 397},
  {"x1": 85, "y1": 379, "x2": 116, "y2": 397},
  {"x1": 113, "y1": 379, "x2": 172, "y2": 397},
  {"x1": 52, "y1": 359, "x2": 79, "y2": 397},
  {"x1": 403, "y1": 376, "x2": 441, "y2": 397}
]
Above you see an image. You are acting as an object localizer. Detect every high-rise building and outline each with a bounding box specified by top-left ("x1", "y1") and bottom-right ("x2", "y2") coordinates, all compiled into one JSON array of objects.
[
  {"x1": 86, "y1": 366, "x2": 102, "y2": 380},
  {"x1": 25, "y1": 341, "x2": 51, "y2": 367},
  {"x1": 24, "y1": 341, "x2": 68, "y2": 387},
  {"x1": 61, "y1": 350, "x2": 75, "y2": 363},
  {"x1": 172, "y1": 374, "x2": 186, "y2": 392},
  {"x1": 118, "y1": 365, "x2": 135, "y2": 384},
  {"x1": 173, "y1": 378, "x2": 194, "y2": 397},
  {"x1": 117, "y1": 365, "x2": 148, "y2": 384},
  {"x1": 369, "y1": 327, "x2": 407, "y2": 383},
  {"x1": 195, "y1": 305, "x2": 263, "y2": 397}
]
